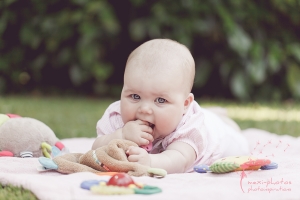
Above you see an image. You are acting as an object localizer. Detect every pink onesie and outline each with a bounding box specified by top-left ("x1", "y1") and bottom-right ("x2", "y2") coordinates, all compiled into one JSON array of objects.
[{"x1": 96, "y1": 100, "x2": 249, "y2": 172}]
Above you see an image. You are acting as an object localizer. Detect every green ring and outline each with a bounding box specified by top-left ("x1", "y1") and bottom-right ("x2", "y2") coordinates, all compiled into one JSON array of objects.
[
  {"x1": 147, "y1": 168, "x2": 167, "y2": 177},
  {"x1": 134, "y1": 185, "x2": 162, "y2": 195}
]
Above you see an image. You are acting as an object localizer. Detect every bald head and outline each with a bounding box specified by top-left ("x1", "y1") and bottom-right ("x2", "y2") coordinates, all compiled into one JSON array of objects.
[{"x1": 125, "y1": 39, "x2": 195, "y2": 93}]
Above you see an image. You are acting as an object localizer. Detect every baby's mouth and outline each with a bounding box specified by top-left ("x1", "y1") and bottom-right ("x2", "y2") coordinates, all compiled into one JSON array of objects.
[
  {"x1": 137, "y1": 119, "x2": 155, "y2": 129},
  {"x1": 148, "y1": 122, "x2": 155, "y2": 129}
]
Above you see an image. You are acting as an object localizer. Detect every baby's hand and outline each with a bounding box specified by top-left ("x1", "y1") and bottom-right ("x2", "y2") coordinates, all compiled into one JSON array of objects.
[
  {"x1": 122, "y1": 120, "x2": 154, "y2": 146},
  {"x1": 126, "y1": 146, "x2": 151, "y2": 166}
]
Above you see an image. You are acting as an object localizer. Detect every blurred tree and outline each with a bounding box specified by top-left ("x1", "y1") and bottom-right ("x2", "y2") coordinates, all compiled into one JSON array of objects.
[
  {"x1": 122, "y1": 0, "x2": 300, "y2": 101},
  {"x1": 0, "y1": 0, "x2": 300, "y2": 101},
  {"x1": 0, "y1": 0, "x2": 120, "y2": 95}
]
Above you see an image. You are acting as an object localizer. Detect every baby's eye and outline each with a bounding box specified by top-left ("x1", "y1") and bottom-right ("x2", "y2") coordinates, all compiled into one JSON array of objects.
[
  {"x1": 155, "y1": 97, "x2": 166, "y2": 103},
  {"x1": 131, "y1": 94, "x2": 140, "y2": 100}
]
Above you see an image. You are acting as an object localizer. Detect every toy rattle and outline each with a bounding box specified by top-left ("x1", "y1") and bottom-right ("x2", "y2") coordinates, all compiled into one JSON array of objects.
[
  {"x1": 81, "y1": 173, "x2": 162, "y2": 195},
  {"x1": 194, "y1": 156, "x2": 278, "y2": 173}
]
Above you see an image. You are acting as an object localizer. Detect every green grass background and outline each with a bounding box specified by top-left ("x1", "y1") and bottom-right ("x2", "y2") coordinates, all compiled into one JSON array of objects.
[{"x1": 0, "y1": 96, "x2": 299, "y2": 199}]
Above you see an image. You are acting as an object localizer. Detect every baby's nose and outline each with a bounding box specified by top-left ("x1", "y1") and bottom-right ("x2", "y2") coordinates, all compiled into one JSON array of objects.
[{"x1": 138, "y1": 104, "x2": 153, "y2": 114}]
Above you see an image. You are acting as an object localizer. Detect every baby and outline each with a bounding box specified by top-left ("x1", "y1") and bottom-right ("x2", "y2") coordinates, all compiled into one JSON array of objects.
[{"x1": 92, "y1": 39, "x2": 249, "y2": 174}]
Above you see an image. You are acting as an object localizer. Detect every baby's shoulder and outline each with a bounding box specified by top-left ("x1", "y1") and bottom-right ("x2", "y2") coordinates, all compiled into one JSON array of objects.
[
  {"x1": 100, "y1": 101, "x2": 121, "y2": 117},
  {"x1": 106, "y1": 100, "x2": 121, "y2": 110}
]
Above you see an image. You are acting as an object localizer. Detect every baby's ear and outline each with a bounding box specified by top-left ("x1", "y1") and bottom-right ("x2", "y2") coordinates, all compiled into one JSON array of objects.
[{"x1": 183, "y1": 93, "x2": 194, "y2": 114}]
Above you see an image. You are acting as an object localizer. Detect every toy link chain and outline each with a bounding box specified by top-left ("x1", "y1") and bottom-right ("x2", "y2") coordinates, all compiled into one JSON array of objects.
[{"x1": 92, "y1": 150, "x2": 110, "y2": 171}]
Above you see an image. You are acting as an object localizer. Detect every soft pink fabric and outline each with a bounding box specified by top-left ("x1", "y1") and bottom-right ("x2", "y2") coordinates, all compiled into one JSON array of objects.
[
  {"x1": 0, "y1": 129, "x2": 299, "y2": 200},
  {"x1": 6, "y1": 113, "x2": 22, "y2": 118},
  {"x1": 96, "y1": 101, "x2": 249, "y2": 171}
]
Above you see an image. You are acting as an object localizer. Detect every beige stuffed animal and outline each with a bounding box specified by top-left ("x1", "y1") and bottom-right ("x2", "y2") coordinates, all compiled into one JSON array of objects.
[
  {"x1": 0, "y1": 114, "x2": 66, "y2": 158},
  {"x1": 38, "y1": 139, "x2": 167, "y2": 177}
]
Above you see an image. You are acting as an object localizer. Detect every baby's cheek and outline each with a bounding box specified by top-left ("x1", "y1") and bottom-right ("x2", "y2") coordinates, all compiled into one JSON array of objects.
[
  {"x1": 156, "y1": 122, "x2": 173, "y2": 137},
  {"x1": 157, "y1": 116, "x2": 180, "y2": 136},
  {"x1": 121, "y1": 106, "x2": 136, "y2": 123}
]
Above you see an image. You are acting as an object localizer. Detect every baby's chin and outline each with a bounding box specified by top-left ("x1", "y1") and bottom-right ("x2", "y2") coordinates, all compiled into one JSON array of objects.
[
  {"x1": 152, "y1": 129, "x2": 169, "y2": 140},
  {"x1": 151, "y1": 128, "x2": 159, "y2": 140},
  {"x1": 154, "y1": 126, "x2": 178, "y2": 140}
]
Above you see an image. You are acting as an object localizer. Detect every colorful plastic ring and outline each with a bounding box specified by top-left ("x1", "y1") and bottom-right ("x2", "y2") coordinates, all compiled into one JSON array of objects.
[
  {"x1": 20, "y1": 151, "x2": 33, "y2": 158},
  {"x1": 194, "y1": 164, "x2": 211, "y2": 173},
  {"x1": 80, "y1": 180, "x2": 107, "y2": 190},
  {"x1": 260, "y1": 162, "x2": 278, "y2": 170},
  {"x1": 134, "y1": 185, "x2": 162, "y2": 195}
]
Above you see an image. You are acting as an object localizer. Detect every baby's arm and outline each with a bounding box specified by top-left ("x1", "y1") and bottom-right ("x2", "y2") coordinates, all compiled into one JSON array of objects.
[
  {"x1": 92, "y1": 128, "x2": 122, "y2": 150},
  {"x1": 127, "y1": 141, "x2": 196, "y2": 173},
  {"x1": 150, "y1": 142, "x2": 196, "y2": 173}
]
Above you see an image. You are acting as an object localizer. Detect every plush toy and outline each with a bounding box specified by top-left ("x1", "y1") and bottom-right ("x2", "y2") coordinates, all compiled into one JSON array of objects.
[
  {"x1": 0, "y1": 114, "x2": 67, "y2": 158},
  {"x1": 194, "y1": 156, "x2": 278, "y2": 173},
  {"x1": 38, "y1": 139, "x2": 167, "y2": 177}
]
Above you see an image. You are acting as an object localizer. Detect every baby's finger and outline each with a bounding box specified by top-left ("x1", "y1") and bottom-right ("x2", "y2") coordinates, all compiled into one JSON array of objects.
[
  {"x1": 127, "y1": 154, "x2": 140, "y2": 162},
  {"x1": 126, "y1": 146, "x2": 140, "y2": 155},
  {"x1": 137, "y1": 137, "x2": 152, "y2": 146},
  {"x1": 142, "y1": 132, "x2": 154, "y2": 142},
  {"x1": 135, "y1": 119, "x2": 150, "y2": 126},
  {"x1": 126, "y1": 146, "x2": 133, "y2": 155},
  {"x1": 140, "y1": 124, "x2": 153, "y2": 133}
]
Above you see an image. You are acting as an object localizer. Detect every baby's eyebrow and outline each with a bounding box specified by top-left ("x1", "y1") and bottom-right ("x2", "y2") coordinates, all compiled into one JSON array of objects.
[
  {"x1": 152, "y1": 92, "x2": 170, "y2": 99},
  {"x1": 123, "y1": 88, "x2": 138, "y2": 93}
]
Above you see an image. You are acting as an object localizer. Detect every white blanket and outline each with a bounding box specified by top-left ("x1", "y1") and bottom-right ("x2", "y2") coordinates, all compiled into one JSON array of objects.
[{"x1": 0, "y1": 129, "x2": 299, "y2": 200}]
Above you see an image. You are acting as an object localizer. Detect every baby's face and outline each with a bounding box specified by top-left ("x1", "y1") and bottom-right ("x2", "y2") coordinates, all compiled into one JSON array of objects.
[{"x1": 120, "y1": 63, "x2": 191, "y2": 140}]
